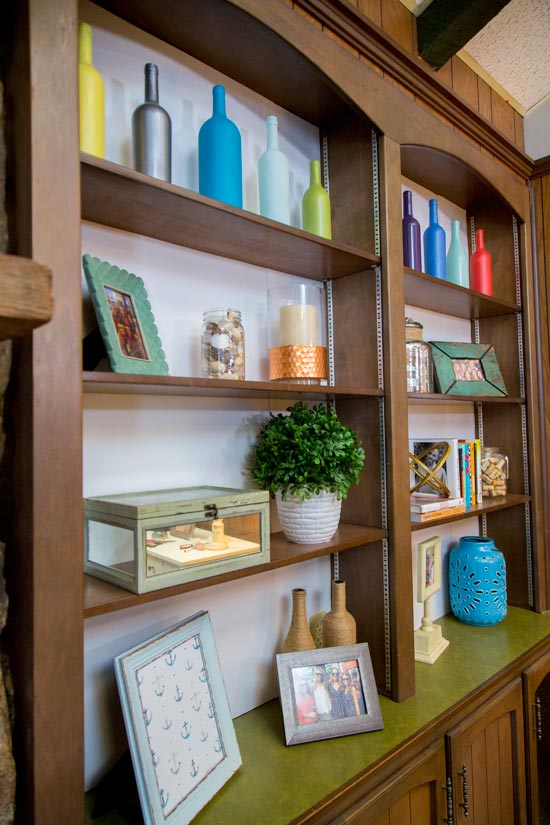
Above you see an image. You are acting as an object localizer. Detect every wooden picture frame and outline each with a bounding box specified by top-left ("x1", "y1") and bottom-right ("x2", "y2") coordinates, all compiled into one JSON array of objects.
[
  {"x1": 429, "y1": 341, "x2": 507, "y2": 396},
  {"x1": 114, "y1": 611, "x2": 241, "y2": 825},
  {"x1": 416, "y1": 535, "x2": 442, "y2": 602},
  {"x1": 83, "y1": 253, "x2": 169, "y2": 375},
  {"x1": 275, "y1": 643, "x2": 383, "y2": 746}
]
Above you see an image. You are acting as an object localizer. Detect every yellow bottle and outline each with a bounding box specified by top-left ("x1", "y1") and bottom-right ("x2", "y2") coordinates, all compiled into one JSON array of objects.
[{"x1": 78, "y1": 22, "x2": 105, "y2": 158}]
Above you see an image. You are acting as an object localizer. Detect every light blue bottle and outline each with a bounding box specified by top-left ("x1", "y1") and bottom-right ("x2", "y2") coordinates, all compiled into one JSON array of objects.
[
  {"x1": 423, "y1": 198, "x2": 446, "y2": 280},
  {"x1": 198, "y1": 85, "x2": 242, "y2": 208},
  {"x1": 258, "y1": 116, "x2": 290, "y2": 224},
  {"x1": 446, "y1": 219, "x2": 469, "y2": 287}
]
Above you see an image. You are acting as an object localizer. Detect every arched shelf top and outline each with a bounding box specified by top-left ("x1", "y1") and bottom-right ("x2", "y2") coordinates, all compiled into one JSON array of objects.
[
  {"x1": 401, "y1": 145, "x2": 522, "y2": 218},
  {"x1": 91, "y1": 0, "x2": 373, "y2": 131}
]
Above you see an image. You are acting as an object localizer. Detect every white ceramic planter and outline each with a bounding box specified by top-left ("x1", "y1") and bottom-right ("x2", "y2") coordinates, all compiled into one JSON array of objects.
[{"x1": 276, "y1": 490, "x2": 342, "y2": 544}]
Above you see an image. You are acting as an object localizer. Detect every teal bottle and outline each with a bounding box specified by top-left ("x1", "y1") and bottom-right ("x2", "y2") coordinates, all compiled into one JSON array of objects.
[
  {"x1": 302, "y1": 159, "x2": 332, "y2": 239},
  {"x1": 198, "y1": 85, "x2": 242, "y2": 208},
  {"x1": 423, "y1": 198, "x2": 446, "y2": 279},
  {"x1": 446, "y1": 220, "x2": 469, "y2": 287},
  {"x1": 258, "y1": 116, "x2": 290, "y2": 224}
]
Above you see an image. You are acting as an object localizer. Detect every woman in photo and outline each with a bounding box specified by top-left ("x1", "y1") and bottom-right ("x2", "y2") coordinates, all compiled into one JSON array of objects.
[
  {"x1": 341, "y1": 671, "x2": 363, "y2": 717},
  {"x1": 327, "y1": 667, "x2": 346, "y2": 719},
  {"x1": 311, "y1": 667, "x2": 332, "y2": 721},
  {"x1": 295, "y1": 678, "x2": 318, "y2": 725}
]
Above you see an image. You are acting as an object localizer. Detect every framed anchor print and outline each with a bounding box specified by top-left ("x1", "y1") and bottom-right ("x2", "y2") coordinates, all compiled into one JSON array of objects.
[{"x1": 114, "y1": 611, "x2": 241, "y2": 825}]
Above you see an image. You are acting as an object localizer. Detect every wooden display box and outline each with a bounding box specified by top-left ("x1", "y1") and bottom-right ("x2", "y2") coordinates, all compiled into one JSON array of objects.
[{"x1": 84, "y1": 486, "x2": 270, "y2": 593}]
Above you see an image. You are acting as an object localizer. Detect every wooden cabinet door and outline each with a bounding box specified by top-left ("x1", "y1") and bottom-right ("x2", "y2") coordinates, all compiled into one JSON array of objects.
[
  {"x1": 446, "y1": 678, "x2": 526, "y2": 825},
  {"x1": 523, "y1": 651, "x2": 550, "y2": 825},
  {"x1": 336, "y1": 740, "x2": 446, "y2": 824}
]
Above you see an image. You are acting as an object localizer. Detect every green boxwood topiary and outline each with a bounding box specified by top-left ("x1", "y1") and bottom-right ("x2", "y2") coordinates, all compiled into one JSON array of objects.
[{"x1": 250, "y1": 402, "x2": 365, "y2": 501}]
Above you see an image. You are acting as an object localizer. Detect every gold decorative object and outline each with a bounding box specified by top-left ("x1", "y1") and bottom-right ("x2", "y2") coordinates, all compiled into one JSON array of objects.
[
  {"x1": 409, "y1": 441, "x2": 451, "y2": 496},
  {"x1": 309, "y1": 611, "x2": 326, "y2": 648},
  {"x1": 268, "y1": 345, "x2": 327, "y2": 381}
]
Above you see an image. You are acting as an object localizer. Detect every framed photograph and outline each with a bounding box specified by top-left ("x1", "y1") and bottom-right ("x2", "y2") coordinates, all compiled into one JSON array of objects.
[
  {"x1": 114, "y1": 611, "x2": 241, "y2": 825},
  {"x1": 416, "y1": 535, "x2": 442, "y2": 602},
  {"x1": 83, "y1": 253, "x2": 169, "y2": 375},
  {"x1": 429, "y1": 341, "x2": 507, "y2": 396},
  {"x1": 409, "y1": 438, "x2": 462, "y2": 498},
  {"x1": 275, "y1": 643, "x2": 383, "y2": 746}
]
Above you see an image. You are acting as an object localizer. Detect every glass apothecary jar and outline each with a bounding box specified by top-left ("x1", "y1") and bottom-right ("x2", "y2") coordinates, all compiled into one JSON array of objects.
[
  {"x1": 405, "y1": 317, "x2": 432, "y2": 393},
  {"x1": 480, "y1": 446, "x2": 509, "y2": 497},
  {"x1": 268, "y1": 283, "x2": 327, "y2": 384},
  {"x1": 201, "y1": 308, "x2": 245, "y2": 380}
]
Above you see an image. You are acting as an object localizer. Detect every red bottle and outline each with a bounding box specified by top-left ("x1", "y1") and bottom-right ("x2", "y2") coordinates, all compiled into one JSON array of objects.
[{"x1": 470, "y1": 229, "x2": 492, "y2": 295}]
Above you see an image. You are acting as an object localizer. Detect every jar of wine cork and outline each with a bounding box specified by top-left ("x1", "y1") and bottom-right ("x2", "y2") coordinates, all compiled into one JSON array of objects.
[{"x1": 480, "y1": 446, "x2": 509, "y2": 497}]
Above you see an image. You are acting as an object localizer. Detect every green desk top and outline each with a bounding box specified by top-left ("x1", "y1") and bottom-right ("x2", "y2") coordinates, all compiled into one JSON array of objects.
[{"x1": 86, "y1": 607, "x2": 550, "y2": 825}]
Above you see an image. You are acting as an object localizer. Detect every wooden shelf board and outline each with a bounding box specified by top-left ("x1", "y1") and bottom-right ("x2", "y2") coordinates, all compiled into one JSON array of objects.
[
  {"x1": 408, "y1": 392, "x2": 524, "y2": 404},
  {"x1": 84, "y1": 523, "x2": 386, "y2": 618},
  {"x1": 0, "y1": 254, "x2": 53, "y2": 341},
  {"x1": 404, "y1": 267, "x2": 520, "y2": 319},
  {"x1": 81, "y1": 155, "x2": 379, "y2": 280},
  {"x1": 411, "y1": 493, "x2": 530, "y2": 531},
  {"x1": 83, "y1": 371, "x2": 383, "y2": 400}
]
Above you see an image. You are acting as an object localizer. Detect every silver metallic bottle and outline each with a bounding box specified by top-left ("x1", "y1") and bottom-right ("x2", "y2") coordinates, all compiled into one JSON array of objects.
[{"x1": 132, "y1": 63, "x2": 172, "y2": 182}]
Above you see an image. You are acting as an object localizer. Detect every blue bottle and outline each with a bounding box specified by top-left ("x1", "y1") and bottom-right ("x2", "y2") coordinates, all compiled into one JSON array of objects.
[
  {"x1": 198, "y1": 85, "x2": 242, "y2": 208},
  {"x1": 423, "y1": 198, "x2": 446, "y2": 279}
]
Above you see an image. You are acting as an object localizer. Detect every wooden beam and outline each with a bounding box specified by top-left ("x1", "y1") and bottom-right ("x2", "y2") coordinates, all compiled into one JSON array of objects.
[
  {"x1": 0, "y1": 254, "x2": 52, "y2": 341},
  {"x1": 417, "y1": 0, "x2": 511, "y2": 70}
]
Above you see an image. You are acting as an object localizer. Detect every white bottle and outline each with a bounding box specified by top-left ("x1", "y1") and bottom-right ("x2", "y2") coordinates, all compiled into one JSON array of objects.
[{"x1": 258, "y1": 116, "x2": 290, "y2": 224}]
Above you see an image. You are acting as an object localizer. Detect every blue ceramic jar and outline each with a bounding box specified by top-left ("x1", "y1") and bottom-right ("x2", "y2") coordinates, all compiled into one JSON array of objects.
[{"x1": 448, "y1": 536, "x2": 507, "y2": 626}]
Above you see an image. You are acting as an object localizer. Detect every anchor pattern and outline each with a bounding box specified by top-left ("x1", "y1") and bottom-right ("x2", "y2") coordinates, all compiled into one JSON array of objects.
[{"x1": 135, "y1": 632, "x2": 225, "y2": 816}]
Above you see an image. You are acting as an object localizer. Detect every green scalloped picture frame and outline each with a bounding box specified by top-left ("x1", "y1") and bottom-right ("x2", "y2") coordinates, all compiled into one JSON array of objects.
[{"x1": 83, "y1": 254, "x2": 169, "y2": 375}]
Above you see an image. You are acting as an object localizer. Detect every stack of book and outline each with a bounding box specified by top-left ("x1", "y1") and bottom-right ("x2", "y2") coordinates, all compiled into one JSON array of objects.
[
  {"x1": 409, "y1": 437, "x2": 483, "y2": 521},
  {"x1": 410, "y1": 493, "x2": 465, "y2": 523},
  {"x1": 457, "y1": 439, "x2": 482, "y2": 507}
]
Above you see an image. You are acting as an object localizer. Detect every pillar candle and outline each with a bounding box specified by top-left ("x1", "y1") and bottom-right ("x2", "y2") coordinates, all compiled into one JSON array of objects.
[{"x1": 279, "y1": 304, "x2": 317, "y2": 345}]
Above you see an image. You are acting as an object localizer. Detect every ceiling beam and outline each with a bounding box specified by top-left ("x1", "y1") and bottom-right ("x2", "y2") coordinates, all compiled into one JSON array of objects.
[{"x1": 417, "y1": 0, "x2": 511, "y2": 70}]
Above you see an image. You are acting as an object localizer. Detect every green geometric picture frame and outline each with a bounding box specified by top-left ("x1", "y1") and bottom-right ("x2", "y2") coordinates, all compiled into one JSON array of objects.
[
  {"x1": 429, "y1": 341, "x2": 507, "y2": 397},
  {"x1": 83, "y1": 254, "x2": 169, "y2": 375}
]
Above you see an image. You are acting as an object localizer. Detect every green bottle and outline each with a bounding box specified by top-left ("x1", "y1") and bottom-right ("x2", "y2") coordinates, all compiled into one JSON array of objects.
[
  {"x1": 446, "y1": 219, "x2": 469, "y2": 287},
  {"x1": 302, "y1": 159, "x2": 332, "y2": 239}
]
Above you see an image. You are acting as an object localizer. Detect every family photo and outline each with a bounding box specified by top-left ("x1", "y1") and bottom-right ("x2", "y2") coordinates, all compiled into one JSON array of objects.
[{"x1": 292, "y1": 660, "x2": 366, "y2": 726}]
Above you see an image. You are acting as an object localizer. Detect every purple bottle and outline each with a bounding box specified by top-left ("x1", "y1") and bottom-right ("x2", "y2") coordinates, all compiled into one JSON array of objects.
[{"x1": 402, "y1": 190, "x2": 421, "y2": 271}]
